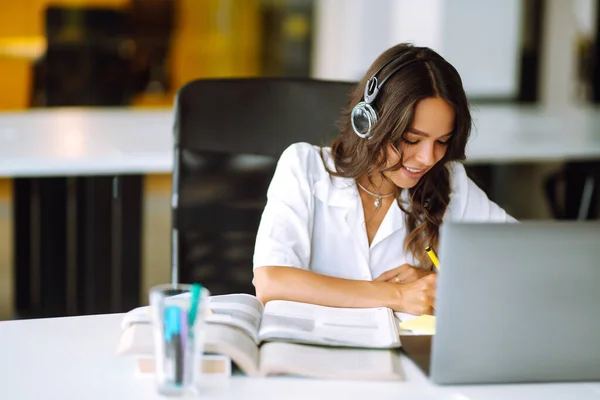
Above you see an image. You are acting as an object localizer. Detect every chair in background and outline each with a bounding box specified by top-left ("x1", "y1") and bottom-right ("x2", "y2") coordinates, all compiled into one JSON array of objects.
[
  {"x1": 171, "y1": 78, "x2": 354, "y2": 295},
  {"x1": 544, "y1": 162, "x2": 599, "y2": 220}
]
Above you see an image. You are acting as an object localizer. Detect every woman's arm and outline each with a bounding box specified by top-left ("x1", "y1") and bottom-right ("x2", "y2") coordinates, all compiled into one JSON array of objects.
[{"x1": 254, "y1": 265, "x2": 436, "y2": 315}]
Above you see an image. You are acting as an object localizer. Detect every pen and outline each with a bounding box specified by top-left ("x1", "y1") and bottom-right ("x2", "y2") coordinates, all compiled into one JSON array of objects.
[{"x1": 425, "y1": 246, "x2": 440, "y2": 270}]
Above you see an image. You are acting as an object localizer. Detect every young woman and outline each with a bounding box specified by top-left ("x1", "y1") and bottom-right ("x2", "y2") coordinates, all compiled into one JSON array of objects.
[{"x1": 252, "y1": 43, "x2": 515, "y2": 315}]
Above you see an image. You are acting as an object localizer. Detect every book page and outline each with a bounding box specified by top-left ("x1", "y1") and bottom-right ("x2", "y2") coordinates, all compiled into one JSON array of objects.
[
  {"x1": 204, "y1": 324, "x2": 261, "y2": 377},
  {"x1": 117, "y1": 322, "x2": 261, "y2": 377},
  {"x1": 259, "y1": 342, "x2": 403, "y2": 380},
  {"x1": 394, "y1": 312, "x2": 418, "y2": 323},
  {"x1": 120, "y1": 293, "x2": 263, "y2": 336},
  {"x1": 117, "y1": 324, "x2": 154, "y2": 356},
  {"x1": 135, "y1": 354, "x2": 232, "y2": 378},
  {"x1": 258, "y1": 301, "x2": 400, "y2": 348},
  {"x1": 206, "y1": 294, "x2": 264, "y2": 341}
]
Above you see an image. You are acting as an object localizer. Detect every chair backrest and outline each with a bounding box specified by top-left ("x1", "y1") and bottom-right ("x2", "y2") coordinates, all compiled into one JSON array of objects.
[{"x1": 171, "y1": 78, "x2": 355, "y2": 295}]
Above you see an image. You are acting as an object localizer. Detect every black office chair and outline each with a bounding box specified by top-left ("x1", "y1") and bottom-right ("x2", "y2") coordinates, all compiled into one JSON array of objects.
[{"x1": 171, "y1": 78, "x2": 355, "y2": 295}]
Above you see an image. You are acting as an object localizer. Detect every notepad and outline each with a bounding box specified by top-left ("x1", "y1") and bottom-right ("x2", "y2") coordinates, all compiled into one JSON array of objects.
[{"x1": 398, "y1": 315, "x2": 436, "y2": 335}]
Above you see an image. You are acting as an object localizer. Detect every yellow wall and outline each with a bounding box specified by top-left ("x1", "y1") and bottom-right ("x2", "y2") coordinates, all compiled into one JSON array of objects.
[
  {"x1": 0, "y1": 1, "x2": 43, "y2": 109},
  {"x1": 0, "y1": 1, "x2": 263, "y2": 108},
  {"x1": 134, "y1": 0, "x2": 261, "y2": 106},
  {"x1": 170, "y1": 0, "x2": 260, "y2": 86},
  {"x1": 0, "y1": 0, "x2": 130, "y2": 110},
  {"x1": 0, "y1": 59, "x2": 32, "y2": 110}
]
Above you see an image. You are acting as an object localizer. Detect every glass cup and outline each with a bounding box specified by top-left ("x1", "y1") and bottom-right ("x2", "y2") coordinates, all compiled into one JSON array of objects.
[{"x1": 149, "y1": 283, "x2": 210, "y2": 397}]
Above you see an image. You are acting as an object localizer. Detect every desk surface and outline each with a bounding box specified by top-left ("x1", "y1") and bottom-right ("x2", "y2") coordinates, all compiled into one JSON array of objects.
[
  {"x1": 0, "y1": 105, "x2": 600, "y2": 177},
  {"x1": 0, "y1": 314, "x2": 598, "y2": 400},
  {"x1": 0, "y1": 108, "x2": 173, "y2": 177}
]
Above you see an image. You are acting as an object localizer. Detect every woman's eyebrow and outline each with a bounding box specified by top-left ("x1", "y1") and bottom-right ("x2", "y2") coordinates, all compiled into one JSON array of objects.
[{"x1": 406, "y1": 128, "x2": 453, "y2": 138}]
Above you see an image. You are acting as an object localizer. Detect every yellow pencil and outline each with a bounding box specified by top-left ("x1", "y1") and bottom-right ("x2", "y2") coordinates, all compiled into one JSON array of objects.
[{"x1": 425, "y1": 246, "x2": 440, "y2": 270}]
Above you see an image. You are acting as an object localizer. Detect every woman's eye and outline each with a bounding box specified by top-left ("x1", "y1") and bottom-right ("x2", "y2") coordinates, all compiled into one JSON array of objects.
[{"x1": 402, "y1": 138, "x2": 419, "y2": 145}]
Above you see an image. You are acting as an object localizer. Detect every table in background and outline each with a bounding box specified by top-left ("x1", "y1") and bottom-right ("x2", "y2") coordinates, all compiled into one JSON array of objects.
[
  {"x1": 0, "y1": 109, "x2": 172, "y2": 318},
  {"x1": 0, "y1": 105, "x2": 599, "y2": 318},
  {"x1": 0, "y1": 313, "x2": 598, "y2": 400}
]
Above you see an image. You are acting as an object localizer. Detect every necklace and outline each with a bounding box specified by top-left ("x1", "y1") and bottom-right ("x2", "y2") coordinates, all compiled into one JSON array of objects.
[{"x1": 356, "y1": 182, "x2": 395, "y2": 209}]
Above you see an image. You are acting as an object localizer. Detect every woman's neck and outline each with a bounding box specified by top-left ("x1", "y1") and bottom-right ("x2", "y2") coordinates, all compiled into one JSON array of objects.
[{"x1": 356, "y1": 173, "x2": 396, "y2": 196}]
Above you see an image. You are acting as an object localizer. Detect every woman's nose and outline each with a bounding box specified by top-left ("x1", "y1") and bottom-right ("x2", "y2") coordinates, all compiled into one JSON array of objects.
[{"x1": 416, "y1": 143, "x2": 436, "y2": 166}]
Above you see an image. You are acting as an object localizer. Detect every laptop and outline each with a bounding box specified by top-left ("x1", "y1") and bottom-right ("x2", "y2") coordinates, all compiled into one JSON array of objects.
[{"x1": 402, "y1": 221, "x2": 600, "y2": 385}]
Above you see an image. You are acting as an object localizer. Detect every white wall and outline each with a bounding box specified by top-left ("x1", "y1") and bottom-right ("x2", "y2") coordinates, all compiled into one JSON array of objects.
[
  {"x1": 539, "y1": 0, "x2": 578, "y2": 108},
  {"x1": 390, "y1": 0, "x2": 445, "y2": 57},
  {"x1": 312, "y1": 0, "x2": 395, "y2": 80},
  {"x1": 312, "y1": 0, "x2": 523, "y2": 99},
  {"x1": 540, "y1": 0, "x2": 599, "y2": 107},
  {"x1": 442, "y1": 0, "x2": 522, "y2": 98}
]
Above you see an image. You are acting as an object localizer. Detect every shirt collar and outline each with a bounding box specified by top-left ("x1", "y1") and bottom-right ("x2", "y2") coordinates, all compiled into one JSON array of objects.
[{"x1": 313, "y1": 175, "x2": 358, "y2": 207}]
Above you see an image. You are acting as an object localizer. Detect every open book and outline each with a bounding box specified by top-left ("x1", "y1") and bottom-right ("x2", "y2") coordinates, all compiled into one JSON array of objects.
[{"x1": 118, "y1": 294, "x2": 403, "y2": 380}]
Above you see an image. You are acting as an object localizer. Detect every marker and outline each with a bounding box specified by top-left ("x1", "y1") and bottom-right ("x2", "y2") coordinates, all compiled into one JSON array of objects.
[
  {"x1": 188, "y1": 283, "x2": 202, "y2": 328},
  {"x1": 164, "y1": 305, "x2": 183, "y2": 385},
  {"x1": 425, "y1": 246, "x2": 440, "y2": 270}
]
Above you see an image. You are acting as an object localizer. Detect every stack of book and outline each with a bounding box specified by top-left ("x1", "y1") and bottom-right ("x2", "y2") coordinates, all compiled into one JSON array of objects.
[{"x1": 117, "y1": 293, "x2": 406, "y2": 380}]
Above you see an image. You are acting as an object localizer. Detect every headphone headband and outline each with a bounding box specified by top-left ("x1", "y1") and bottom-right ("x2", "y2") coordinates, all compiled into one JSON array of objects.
[{"x1": 364, "y1": 55, "x2": 432, "y2": 104}]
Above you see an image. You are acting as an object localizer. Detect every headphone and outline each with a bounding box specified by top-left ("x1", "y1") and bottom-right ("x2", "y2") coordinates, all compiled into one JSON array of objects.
[{"x1": 351, "y1": 55, "x2": 432, "y2": 139}]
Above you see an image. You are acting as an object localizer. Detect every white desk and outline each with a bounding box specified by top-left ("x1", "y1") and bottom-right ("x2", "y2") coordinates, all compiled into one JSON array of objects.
[
  {"x1": 0, "y1": 108, "x2": 173, "y2": 177},
  {"x1": 1, "y1": 314, "x2": 598, "y2": 400},
  {"x1": 0, "y1": 105, "x2": 599, "y2": 178},
  {"x1": 467, "y1": 105, "x2": 600, "y2": 164}
]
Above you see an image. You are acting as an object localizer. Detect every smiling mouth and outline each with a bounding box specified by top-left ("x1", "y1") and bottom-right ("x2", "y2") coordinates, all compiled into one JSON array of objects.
[{"x1": 403, "y1": 165, "x2": 425, "y2": 174}]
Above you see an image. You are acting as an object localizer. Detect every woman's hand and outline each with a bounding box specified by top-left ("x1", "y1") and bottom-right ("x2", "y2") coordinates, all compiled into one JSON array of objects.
[
  {"x1": 391, "y1": 274, "x2": 437, "y2": 315},
  {"x1": 254, "y1": 265, "x2": 436, "y2": 315},
  {"x1": 375, "y1": 263, "x2": 434, "y2": 284}
]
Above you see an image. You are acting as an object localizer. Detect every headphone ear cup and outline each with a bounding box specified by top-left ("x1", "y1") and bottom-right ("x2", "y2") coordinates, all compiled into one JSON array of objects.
[{"x1": 351, "y1": 102, "x2": 378, "y2": 139}]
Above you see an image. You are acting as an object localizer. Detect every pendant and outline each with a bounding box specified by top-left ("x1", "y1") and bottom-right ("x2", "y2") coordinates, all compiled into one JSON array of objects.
[{"x1": 374, "y1": 197, "x2": 382, "y2": 208}]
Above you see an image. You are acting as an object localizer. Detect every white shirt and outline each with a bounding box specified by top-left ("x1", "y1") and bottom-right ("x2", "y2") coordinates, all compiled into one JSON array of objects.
[{"x1": 253, "y1": 142, "x2": 515, "y2": 281}]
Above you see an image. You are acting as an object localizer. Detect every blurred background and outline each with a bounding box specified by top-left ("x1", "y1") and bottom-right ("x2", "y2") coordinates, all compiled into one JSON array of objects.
[{"x1": 0, "y1": 0, "x2": 598, "y2": 320}]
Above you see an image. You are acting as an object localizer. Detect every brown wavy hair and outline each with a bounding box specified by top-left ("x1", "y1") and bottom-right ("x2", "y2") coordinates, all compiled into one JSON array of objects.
[{"x1": 325, "y1": 43, "x2": 471, "y2": 268}]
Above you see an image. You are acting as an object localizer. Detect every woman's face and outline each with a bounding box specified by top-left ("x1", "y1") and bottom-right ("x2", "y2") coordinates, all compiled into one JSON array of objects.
[{"x1": 384, "y1": 96, "x2": 455, "y2": 189}]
